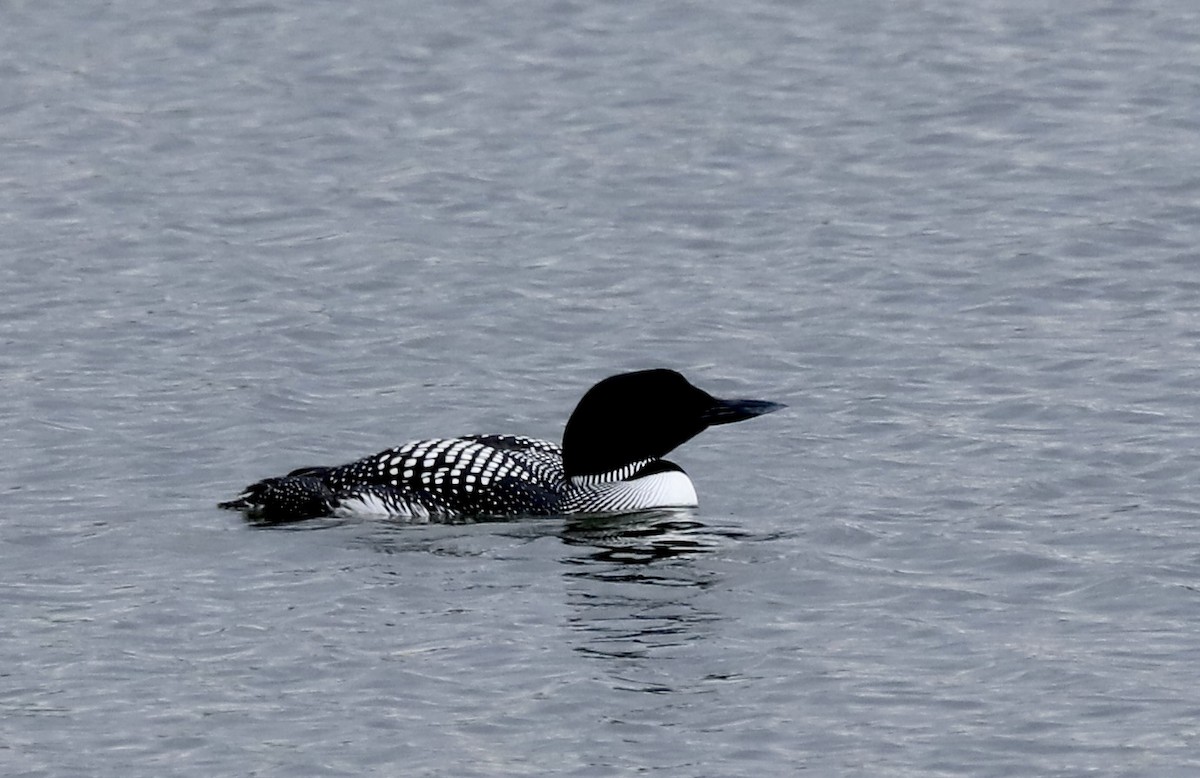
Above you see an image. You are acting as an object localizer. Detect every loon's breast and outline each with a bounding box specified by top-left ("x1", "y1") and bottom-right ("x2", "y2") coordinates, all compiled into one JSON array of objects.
[{"x1": 561, "y1": 460, "x2": 698, "y2": 514}]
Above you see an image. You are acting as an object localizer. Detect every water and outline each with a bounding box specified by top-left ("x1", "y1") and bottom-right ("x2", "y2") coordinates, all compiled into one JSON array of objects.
[{"x1": 4, "y1": 1, "x2": 1200, "y2": 775}]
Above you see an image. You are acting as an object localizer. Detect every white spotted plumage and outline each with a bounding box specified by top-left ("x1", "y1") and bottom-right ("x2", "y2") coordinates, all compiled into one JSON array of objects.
[{"x1": 318, "y1": 434, "x2": 567, "y2": 518}]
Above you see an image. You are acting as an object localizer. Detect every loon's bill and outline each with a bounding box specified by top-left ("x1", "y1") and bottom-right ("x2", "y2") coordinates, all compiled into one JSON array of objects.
[{"x1": 220, "y1": 368, "x2": 784, "y2": 523}]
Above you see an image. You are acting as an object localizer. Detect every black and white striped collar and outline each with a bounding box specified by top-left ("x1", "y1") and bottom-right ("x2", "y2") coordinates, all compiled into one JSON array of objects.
[{"x1": 568, "y1": 459, "x2": 685, "y2": 487}]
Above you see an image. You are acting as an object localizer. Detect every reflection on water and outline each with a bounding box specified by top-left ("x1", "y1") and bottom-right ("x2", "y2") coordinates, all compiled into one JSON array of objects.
[
  {"x1": 560, "y1": 508, "x2": 724, "y2": 567},
  {"x1": 246, "y1": 508, "x2": 740, "y2": 691},
  {"x1": 559, "y1": 510, "x2": 728, "y2": 684},
  {"x1": 294, "y1": 508, "x2": 737, "y2": 687},
  {"x1": 243, "y1": 515, "x2": 352, "y2": 531},
  {"x1": 246, "y1": 506, "x2": 737, "y2": 565}
]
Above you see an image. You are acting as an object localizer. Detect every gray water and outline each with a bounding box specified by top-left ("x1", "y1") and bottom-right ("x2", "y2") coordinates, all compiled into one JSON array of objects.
[{"x1": 4, "y1": 1, "x2": 1200, "y2": 775}]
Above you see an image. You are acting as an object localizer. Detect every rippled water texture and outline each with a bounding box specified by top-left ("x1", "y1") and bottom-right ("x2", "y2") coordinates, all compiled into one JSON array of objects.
[{"x1": 4, "y1": 1, "x2": 1200, "y2": 775}]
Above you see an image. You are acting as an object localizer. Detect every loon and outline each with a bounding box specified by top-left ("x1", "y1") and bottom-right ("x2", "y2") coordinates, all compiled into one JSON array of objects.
[{"x1": 220, "y1": 369, "x2": 784, "y2": 522}]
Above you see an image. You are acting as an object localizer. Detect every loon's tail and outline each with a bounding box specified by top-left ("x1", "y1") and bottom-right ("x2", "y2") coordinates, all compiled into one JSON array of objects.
[{"x1": 219, "y1": 466, "x2": 335, "y2": 522}]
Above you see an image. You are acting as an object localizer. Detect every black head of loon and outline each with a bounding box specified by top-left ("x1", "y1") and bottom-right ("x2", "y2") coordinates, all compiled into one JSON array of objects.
[{"x1": 561, "y1": 368, "x2": 785, "y2": 478}]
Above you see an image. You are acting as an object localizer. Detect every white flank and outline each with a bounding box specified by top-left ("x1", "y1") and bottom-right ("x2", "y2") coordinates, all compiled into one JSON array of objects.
[{"x1": 333, "y1": 492, "x2": 435, "y2": 520}]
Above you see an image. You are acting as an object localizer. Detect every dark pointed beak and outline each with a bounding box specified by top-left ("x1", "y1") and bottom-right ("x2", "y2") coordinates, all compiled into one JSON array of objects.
[{"x1": 701, "y1": 397, "x2": 786, "y2": 426}]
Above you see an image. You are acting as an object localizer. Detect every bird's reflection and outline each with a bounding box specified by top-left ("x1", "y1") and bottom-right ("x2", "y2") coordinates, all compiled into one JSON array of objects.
[
  {"x1": 558, "y1": 509, "x2": 732, "y2": 681},
  {"x1": 245, "y1": 506, "x2": 742, "y2": 692},
  {"x1": 560, "y1": 508, "x2": 723, "y2": 567}
]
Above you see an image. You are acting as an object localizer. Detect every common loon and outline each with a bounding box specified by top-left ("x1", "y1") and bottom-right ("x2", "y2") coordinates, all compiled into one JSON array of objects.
[{"x1": 220, "y1": 369, "x2": 784, "y2": 522}]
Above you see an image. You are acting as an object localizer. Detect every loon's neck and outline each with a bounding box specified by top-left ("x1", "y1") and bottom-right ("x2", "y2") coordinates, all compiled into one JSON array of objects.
[{"x1": 564, "y1": 459, "x2": 698, "y2": 512}]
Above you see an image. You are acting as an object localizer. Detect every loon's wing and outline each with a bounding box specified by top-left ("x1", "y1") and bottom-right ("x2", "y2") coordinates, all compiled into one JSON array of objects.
[
  {"x1": 326, "y1": 435, "x2": 566, "y2": 518},
  {"x1": 459, "y1": 434, "x2": 565, "y2": 481}
]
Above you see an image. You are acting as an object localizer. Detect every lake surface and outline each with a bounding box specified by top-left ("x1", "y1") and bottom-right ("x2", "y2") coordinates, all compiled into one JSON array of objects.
[{"x1": 4, "y1": 1, "x2": 1200, "y2": 775}]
